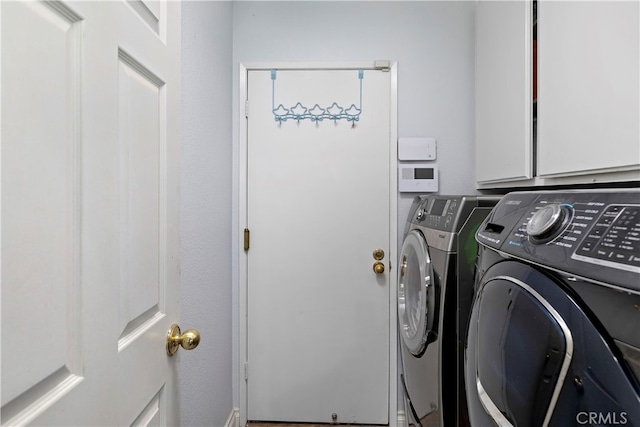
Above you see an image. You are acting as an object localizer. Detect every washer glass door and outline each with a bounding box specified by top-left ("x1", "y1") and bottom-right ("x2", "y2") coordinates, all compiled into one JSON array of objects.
[{"x1": 398, "y1": 230, "x2": 436, "y2": 357}]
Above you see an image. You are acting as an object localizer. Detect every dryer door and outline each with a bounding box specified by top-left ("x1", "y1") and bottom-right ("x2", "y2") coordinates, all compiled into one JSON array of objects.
[
  {"x1": 398, "y1": 230, "x2": 437, "y2": 357},
  {"x1": 468, "y1": 270, "x2": 570, "y2": 427},
  {"x1": 466, "y1": 260, "x2": 640, "y2": 427}
]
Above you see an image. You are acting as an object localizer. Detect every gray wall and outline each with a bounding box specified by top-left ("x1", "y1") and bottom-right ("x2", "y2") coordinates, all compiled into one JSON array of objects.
[
  {"x1": 231, "y1": 0, "x2": 478, "y2": 413},
  {"x1": 181, "y1": 2, "x2": 233, "y2": 427}
]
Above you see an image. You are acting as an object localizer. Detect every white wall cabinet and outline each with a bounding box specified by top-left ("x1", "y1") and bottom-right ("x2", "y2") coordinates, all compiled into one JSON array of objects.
[
  {"x1": 476, "y1": 1, "x2": 532, "y2": 185},
  {"x1": 476, "y1": 0, "x2": 640, "y2": 189}
]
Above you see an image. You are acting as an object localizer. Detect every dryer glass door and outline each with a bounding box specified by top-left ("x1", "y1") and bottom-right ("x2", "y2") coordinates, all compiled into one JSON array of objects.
[
  {"x1": 474, "y1": 277, "x2": 569, "y2": 427},
  {"x1": 398, "y1": 230, "x2": 436, "y2": 357}
]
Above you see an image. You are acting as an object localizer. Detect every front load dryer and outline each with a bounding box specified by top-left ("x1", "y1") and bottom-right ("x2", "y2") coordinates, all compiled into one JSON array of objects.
[
  {"x1": 398, "y1": 195, "x2": 500, "y2": 427},
  {"x1": 467, "y1": 189, "x2": 640, "y2": 426}
]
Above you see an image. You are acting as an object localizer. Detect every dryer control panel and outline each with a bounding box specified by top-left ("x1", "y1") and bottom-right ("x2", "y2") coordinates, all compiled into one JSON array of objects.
[{"x1": 476, "y1": 189, "x2": 640, "y2": 292}]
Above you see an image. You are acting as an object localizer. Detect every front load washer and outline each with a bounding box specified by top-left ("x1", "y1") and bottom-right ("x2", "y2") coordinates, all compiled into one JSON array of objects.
[
  {"x1": 399, "y1": 195, "x2": 500, "y2": 427},
  {"x1": 467, "y1": 189, "x2": 640, "y2": 426}
]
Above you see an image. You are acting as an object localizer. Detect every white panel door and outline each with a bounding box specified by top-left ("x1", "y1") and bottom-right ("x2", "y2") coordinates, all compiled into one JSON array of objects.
[
  {"x1": 246, "y1": 68, "x2": 391, "y2": 424},
  {"x1": 1, "y1": 1, "x2": 183, "y2": 425}
]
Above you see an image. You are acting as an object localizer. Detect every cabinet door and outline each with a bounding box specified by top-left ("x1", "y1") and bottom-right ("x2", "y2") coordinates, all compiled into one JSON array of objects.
[
  {"x1": 476, "y1": 1, "x2": 532, "y2": 184},
  {"x1": 537, "y1": 1, "x2": 639, "y2": 178}
]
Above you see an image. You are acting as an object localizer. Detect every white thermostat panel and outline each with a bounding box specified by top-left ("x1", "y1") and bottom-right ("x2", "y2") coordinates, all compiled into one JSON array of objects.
[
  {"x1": 398, "y1": 137, "x2": 437, "y2": 161},
  {"x1": 398, "y1": 164, "x2": 439, "y2": 193}
]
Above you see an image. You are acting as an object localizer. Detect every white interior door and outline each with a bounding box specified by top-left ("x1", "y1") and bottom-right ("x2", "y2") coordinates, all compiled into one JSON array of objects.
[
  {"x1": 1, "y1": 1, "x2": 183, "y2": 425},
  {"x1": 245, "y1": 67, "x2": 392, "y2": 424}
]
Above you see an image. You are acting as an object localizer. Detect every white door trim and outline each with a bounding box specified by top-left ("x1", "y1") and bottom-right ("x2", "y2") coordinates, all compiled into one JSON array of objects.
[{"x1": 237, "y1": 61, "x2": 398, "y2": 427}]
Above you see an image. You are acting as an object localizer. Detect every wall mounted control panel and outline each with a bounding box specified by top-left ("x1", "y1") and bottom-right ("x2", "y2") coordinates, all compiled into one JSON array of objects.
[
  {"x1": 398, "y1": 137, "x2": 438, "y2": 193},
  {"x1": 398, "y1": 137, "x2": 437, "y2": 161},
  {"x1": 398, "y1": 164, "x2": 438, "y2": 193}
]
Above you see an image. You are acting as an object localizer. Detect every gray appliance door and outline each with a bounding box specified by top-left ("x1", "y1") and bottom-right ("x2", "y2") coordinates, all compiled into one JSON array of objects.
[{"x1": 398, "y1": 230, "x2": 437, "y2": 356}]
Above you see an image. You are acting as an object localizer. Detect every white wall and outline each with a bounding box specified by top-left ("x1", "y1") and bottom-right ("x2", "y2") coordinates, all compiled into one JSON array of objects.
[
  {"x1": 232, "y1": 0, "x2": 478, "y2": 412},
  {"x1": 181, "y1": 2, "x2": 234, "y2": 426}
]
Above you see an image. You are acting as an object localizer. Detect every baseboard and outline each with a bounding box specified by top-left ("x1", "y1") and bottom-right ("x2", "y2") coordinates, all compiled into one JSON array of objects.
[
  {"x1": 397, "y1": 410, "x2": 407, "y2": 427},
  {"x1": 229, "y1": 409, "x2": 402, "y2": 427},
  {"x1": 225, "y1": 407, "x2": 240, "y2": 427}
]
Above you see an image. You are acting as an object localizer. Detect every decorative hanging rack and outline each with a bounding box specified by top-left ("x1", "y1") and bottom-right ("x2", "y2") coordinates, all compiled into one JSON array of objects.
[{"x1": 271, "y1": 69, "x2": 364, "y2": 124}]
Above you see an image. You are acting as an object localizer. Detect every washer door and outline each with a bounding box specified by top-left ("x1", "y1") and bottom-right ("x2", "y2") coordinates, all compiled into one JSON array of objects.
[{"x1": 398, "y1": 230, "x2": 437, "y2": 357}]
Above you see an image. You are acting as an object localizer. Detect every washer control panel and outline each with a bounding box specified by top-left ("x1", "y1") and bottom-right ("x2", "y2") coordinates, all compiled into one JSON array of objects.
[
  {"x1": 476, "y1": 190, "x2": 640, "y2": 291},
  {"x1": 412, "y1": 195, "x2": 502, "y2": 233},
  {"x1": 412, "y1": 196, "x2": 460, "y2": 232}
]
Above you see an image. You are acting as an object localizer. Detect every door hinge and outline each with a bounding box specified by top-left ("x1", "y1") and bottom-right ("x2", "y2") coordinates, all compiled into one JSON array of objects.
[
  {"x1": 374, "y1": 60, "x2": 391, "y2": 72},
  {"x1": 245, "y1": 100, "x2": 249, "y2": 118},
  {"x1": 244, "y1": 362, "x2": 249, "y2": 380},
  {"x1": 244, "y1": 228, "x2": 250, "y2": 251}
]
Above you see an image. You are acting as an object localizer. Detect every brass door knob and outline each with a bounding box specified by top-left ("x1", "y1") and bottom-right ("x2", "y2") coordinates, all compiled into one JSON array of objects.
[
  {"x1": 167, "y1": 324, "x2": 201, "y2": 356},
  {"x1": 373, "y1": 261, "x2": 385, "y2": 274}
]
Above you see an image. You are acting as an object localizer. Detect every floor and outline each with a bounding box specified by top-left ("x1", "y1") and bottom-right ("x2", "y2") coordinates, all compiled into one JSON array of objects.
[{"x1": 247, "y1": 423, "x2": 384, "y2": 427}]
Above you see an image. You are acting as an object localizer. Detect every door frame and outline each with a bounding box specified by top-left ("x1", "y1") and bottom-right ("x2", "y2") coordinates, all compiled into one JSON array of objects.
[{"x1": 237, "y1": 61, "x2": 399, "y2": 427}]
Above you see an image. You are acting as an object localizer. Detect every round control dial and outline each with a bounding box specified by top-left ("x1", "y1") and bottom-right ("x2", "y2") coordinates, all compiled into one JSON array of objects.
[
  {"x1": 526, "y1": 203, "x2": 570, "y2": 243},
  {"x1": 416, "y1": 208, "x2": 426, "y2": 221}
]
